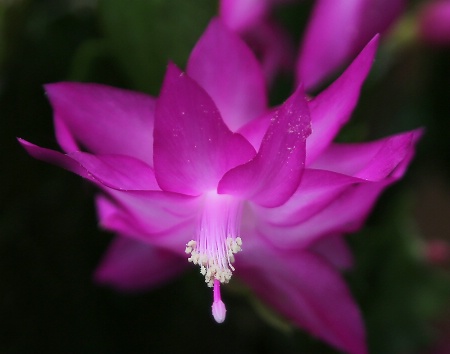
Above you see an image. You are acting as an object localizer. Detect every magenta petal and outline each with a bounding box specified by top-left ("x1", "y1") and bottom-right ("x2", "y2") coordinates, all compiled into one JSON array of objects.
[
  {"x1": 219, "y1": 0, "x2": 271, "y2": 32},
  {"x1": 18, "y1": 139, "x2": 158, "y2": 191},
  {"x1": 94, "y1": 236, "x2": 186, "y2": 292},
  {"x1": 311, "y1": 129, "x2": 423, "y2": 180},
  {"x1": 253, "y1": 169, "x2": 363, "y2": 226},
  {"x1": 187, "y1": 19, "x2": 267, "y2": 131},
  {"x1": 242, "y1": 19, "x2": 296, "y2": 85},
  {"x1": 238, "y1": 247, "x2": 367, "y2": 354},
  {"x1": 67, "y1": 152, "x2": 159, "y2": 190},
  {"x1": 255, "y1": 129, "x2": 422, "y2": 248},
  {"x1": 153, "y1": 63, "x2": 256, "y2": 195},
  {"x1": 419, "y1": 1, "x2": 450, "y2": 46},
  {"x1": 46, "y1": 82, "x2": 155, "y2": 165},
  {"x1": 218, "y1": 86, "x2": 311, "y2": 207},
  {"x1": 259, "y1": 180, "x2": 389, "y2": 249},
  {"x1": 237, "y1": 109, "x2": 272, "y2": 151},
  {"x1": 309, "y1": 235, "x2": 354, "y2": 270},
  {"x1": 297, "y1": 0, "x2": 405, "y2": 91},
  {"x1": 97, "y1": 191, "x2": 199, "y2": 253},
  {"x1": 306, "y1": 36, "x2": 378, "y2": 165},
  {"x1": 19, "y1": 138, "x2": 94, "y2": 180}
]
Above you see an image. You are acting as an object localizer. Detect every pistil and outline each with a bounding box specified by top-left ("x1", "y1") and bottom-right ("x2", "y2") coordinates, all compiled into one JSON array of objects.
[{"x1": 212, "y1": 279, "x2": 226, "y2": 323}]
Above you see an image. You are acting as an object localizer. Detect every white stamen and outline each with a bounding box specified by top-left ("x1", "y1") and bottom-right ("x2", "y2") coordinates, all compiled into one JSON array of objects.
[{"x1": 185, "y1": 192, "x2": 243, "y2": 287}]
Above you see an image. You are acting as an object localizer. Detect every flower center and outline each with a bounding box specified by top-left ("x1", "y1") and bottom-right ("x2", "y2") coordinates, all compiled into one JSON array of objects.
[
  {"x1": 185, "y1": 192, "x2": 243, "y2": 287},
  {"x1": 185, "y1": 192, "x2": 243, "y2": 323}
]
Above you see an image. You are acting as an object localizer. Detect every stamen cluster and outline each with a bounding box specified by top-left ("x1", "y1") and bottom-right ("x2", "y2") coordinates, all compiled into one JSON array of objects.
[{"x1": 185, "y1": 237, "x2": 242, "y2": 287}]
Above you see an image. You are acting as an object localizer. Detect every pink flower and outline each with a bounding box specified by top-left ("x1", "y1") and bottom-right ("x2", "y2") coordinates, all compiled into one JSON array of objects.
[
  {"x1": 220, "y1": 0, "x2": 296, "y2": 84},
  {"x1": 220, "y1": 0, "x2": 405, "y2": 90},
  {"x1": 19, "y1": 19, "x2": 420, "y2": 354},
  {"x1": 297, "y1": 0, "x2": 405, "y2": 90},
  {"x1": 419, "y1": 0, "x2": 450, "y2": 46}
]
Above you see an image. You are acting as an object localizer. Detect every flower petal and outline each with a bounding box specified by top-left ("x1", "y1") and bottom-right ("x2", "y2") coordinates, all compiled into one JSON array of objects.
[
  {"x1": 306, "y1": 36, "x2": 379, "y2": 165},
  {"x1": 255, "y1": 130, "x2": 421, "y2": 248},
  {"x1": 68, "y1": 151, "x2": 159, "y2": 190},
  {"x1": 310, "y1": 129, "x2": 423, "y2": 180},
  {"x1": 220, "y1": 0, "x2": 270, "y2": 32},
  {"x1": 218, "y1": 85, "x2": 311, "y2": 207},
  {"x1": 297, "y1": 0, "x2": 405, "y2": 91},
  {"x1": 46, "y1": 82, "x2": 155, "y2": 165},
  {"x1": 96, "y1": 191, "x2": 200, "y2": 253},
  {"x1": 94, "y1": 235, "x2": 186, "y2": 292},
  {"x1": 236, "y1": 109, "x2": 272, "y2": 151},
  {"x1": 237, "y1": 246, "x2": 367, "y2": 354},
  {"x1": 153, "y1": 63, "x2": 256, "y2": 195},
  {"x1": 187, "y1": 19, "x2": 267, "y2": 131},
  {"x1": 258, "y1": 180, "x2": 389, "y2": 249},
  {"x1": 419, "y1": 1, "x2": 450, "y2": 46},
  {"x1": 18, "y1": 138, "x2": 93, "y2": 180},
  {"x1": 253, "y1": 169, "x2": 363, "y2": 226},
  {"x1": 309, "y1": 235, "x2": 354, "y2": 270},
  {"x1": 18, "y1": 139, "x2": 158, "y2": 191}
]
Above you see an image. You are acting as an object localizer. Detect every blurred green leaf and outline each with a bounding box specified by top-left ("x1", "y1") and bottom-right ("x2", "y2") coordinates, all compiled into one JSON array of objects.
[{"x1": 98, "y1": 0, "x2": 216, "y2": 93}]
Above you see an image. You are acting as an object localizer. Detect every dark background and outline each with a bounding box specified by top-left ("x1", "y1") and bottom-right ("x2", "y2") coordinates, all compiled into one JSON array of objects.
[{"x1": 1, "y1": 1, "x2": 450, "y2": 353}]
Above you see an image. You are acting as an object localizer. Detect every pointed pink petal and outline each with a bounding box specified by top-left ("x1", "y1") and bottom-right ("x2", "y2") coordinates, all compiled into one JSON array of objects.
[
  {"x1": 297, "y1": 0, "x2": 405, "y2": 91},
  {"x1": 258, "y1": 180, "x2": 389, "y2": 249},
  {"x1": 309, "y1": 235, "x2": 354, "y2": 270},
  {"x1": 153, "y1": 63, "x2": 256, "y2": 195},
  {"x1": 187, "y1": 19, "x2": 267, "y2": 131},
  {"x1": 67, "y1": 151, "x2": 159, "y2": 190},
  {"x1": 19, "y1": 138, "x2": 94, "y2": 180},
  {"x1": 46, "y1": 82, "x2": 155, "y2": 165},
  {"x1": 253, "y1": 169, "x2": 363, "y2": 226},
  {"x1": 220, "y1": 0, "x2": 271, "y2": 32},
  {"x1": 96, "y1": 191, "x2": 200, "y2": 253},
  {"x1": 220, "y1": 0, "x2": 294, "y2": 31},
  {"x1": 18, "y1": 139, "x2": 158, "y2": 191},
  {"x1": 310, "y1": 129, "x2": 423, "y2": 180},
  {"x1": 255, "y1": 129, "x2": 421, "y2": 248},
  {"x1": 306, "y1": 36, "x2": 378, "y2": 165},
  {"x1": 242, "y1": 19, "x2": 296, "y2": 85},
  {"x1": 236, "y1": 109, "x2": 272, "y2": 151},
  {"x1": 419, "y1": 1, "x2": 450, "y2": 46},
  {"x1": 94, "y1": 236, "x2": 186, "y2": 292},
  {"x1": 218, "y1": 86, "x2": 311, "y2": 207},
  {"x1": 237, "y1": 246, "x2": 367, "y2": 354}
]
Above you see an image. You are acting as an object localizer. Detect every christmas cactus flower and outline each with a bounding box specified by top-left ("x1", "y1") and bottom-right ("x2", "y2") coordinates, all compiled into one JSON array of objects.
[
  {"x1": 220, "y1": 0, "x2": 405, "y2": 91},
  {"x1": 19, "y1": 19, "x2": 421, "y2": 354},
  {"x1": 418, "y1": 0, "x2": 450, "y2": 46},
  {"x1": 297, "y1": 0, "x2": 405, "y2": 90},
  {"x1": 219, "y1": 0, "x2": 297, "y2": 83}
]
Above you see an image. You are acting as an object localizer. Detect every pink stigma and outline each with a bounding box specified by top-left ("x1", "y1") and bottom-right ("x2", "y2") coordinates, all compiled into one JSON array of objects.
[{"x1": 212, "y1": 279, "x2": 226, "y2": 323}]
